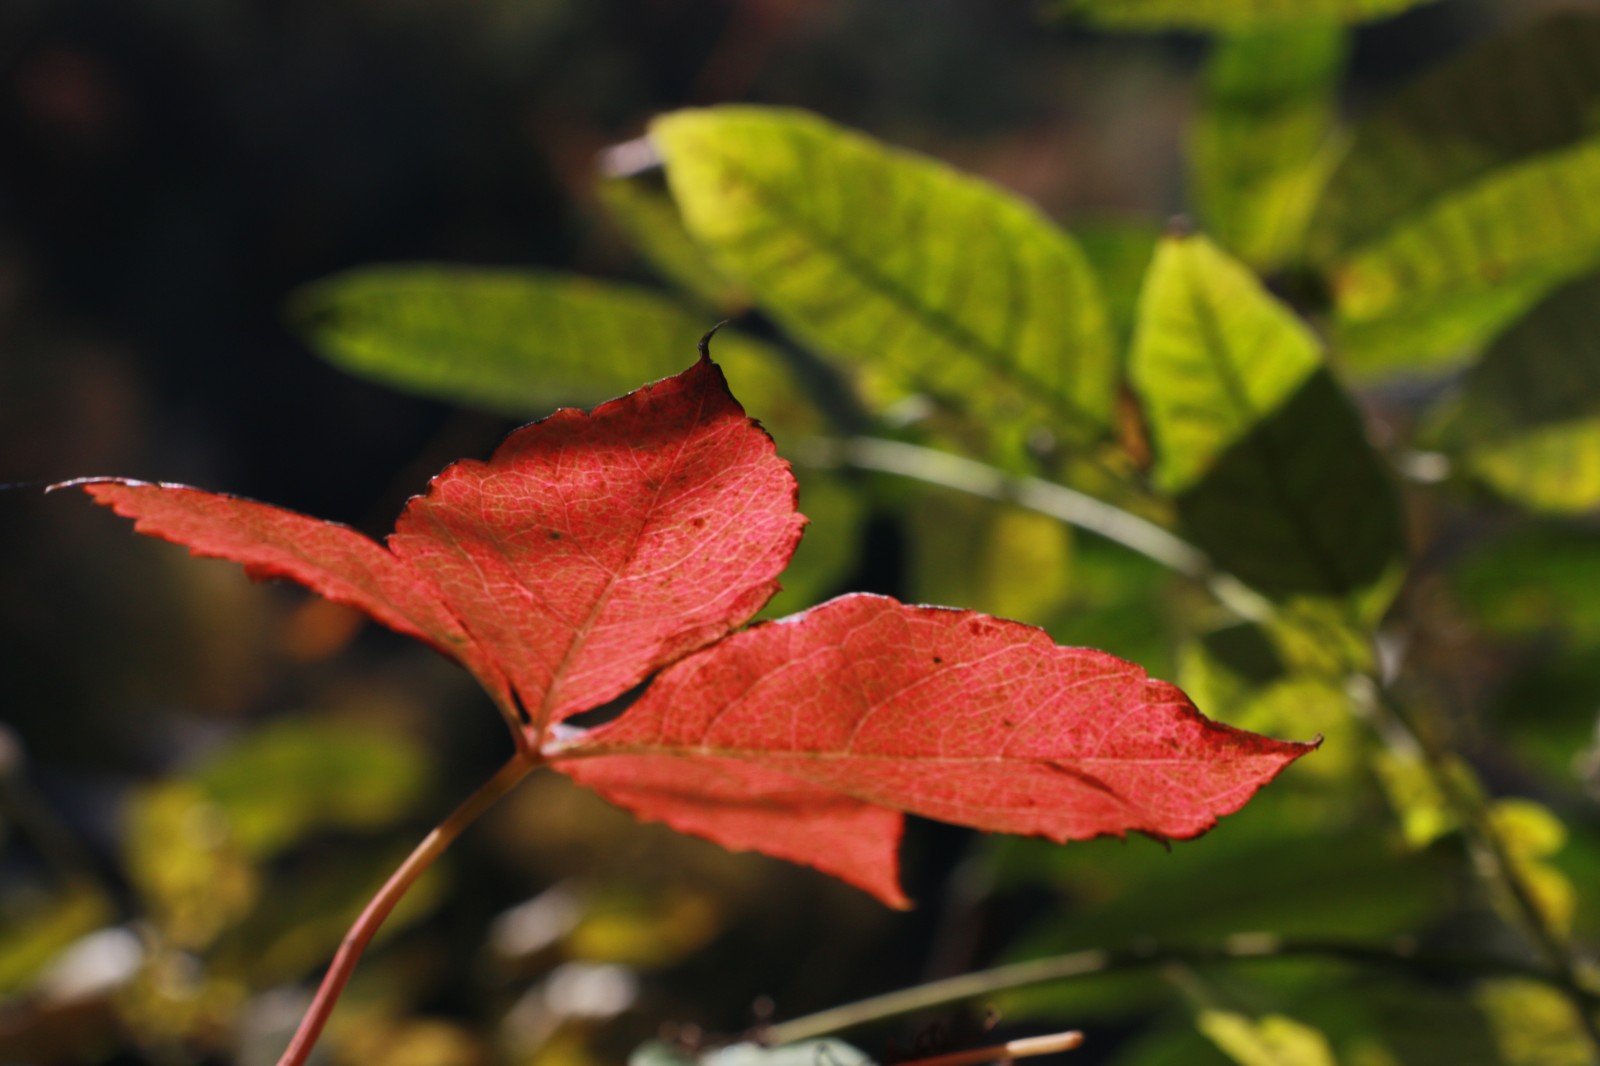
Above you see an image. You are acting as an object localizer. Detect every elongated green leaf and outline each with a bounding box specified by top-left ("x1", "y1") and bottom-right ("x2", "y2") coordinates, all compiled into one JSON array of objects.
[
  {"x1": 1129, "y1": 234, "x2": 1404, "y2": 603},
  {"x1": 652, "y1": 107, "x2": 1117, "y2": 446},
  {"x1": 1426, "y1": 274, "x2": 1600, "y2": 513},
  {"x1": 1310, "y1": 13, "x2": 1600, "y2": 374},
  {"x1": 288, "y1": 265, "x2": 815, "y2": 439},
  {"x1": 1059, "y1": 0, "x2": 1440, "y2": 31},
  {"x1": 1191, "y1": 24, "x2": 1346, "y2": 268}
]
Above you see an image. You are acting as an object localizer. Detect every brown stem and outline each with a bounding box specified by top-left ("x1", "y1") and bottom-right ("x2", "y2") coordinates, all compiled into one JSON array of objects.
[{"x1": 274, "y1": 750, "x2": 540, "y2": 1066}]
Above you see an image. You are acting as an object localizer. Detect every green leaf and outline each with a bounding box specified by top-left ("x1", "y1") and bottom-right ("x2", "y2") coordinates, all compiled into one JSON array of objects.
[
  {"x1": 1454, "y1": 526, "x2": 1600, "y2": 645},
  {"x1": 1310, "y1": 13, "x2": 1600, "y2": 375},
  {"x1": 1058, "y1": 0, "x2": 1441, "y2": 31},
  {"x1": 1425, "y1": 274, "x2": 1600, "y2": 514},
  {"x1": 1198, "y1": 1011, "x2": 1338, "y2": 1066},
  {"x1": 1475, "y1": 979, "x2": 1596, "y2": 1066},
  {"x1": 1075, "y1": 219, "x2": 1161, "y2": 349},
  {"x1": 288, "y1": 265, "x2": 817, "y2": 440},
  {"x1": 1128, "y1": 233, "x2": 1404, "y2": 604},
  {"x1": 191, "y1": 718, "x2": 431, "y2": 859},
  {"x1": 0, "y1": 883, "x2": 112, "y2": 994},
  {"x1": 652, "y1": 106, "x2": 1117, "y2": 447},
  {"x1": 908, "y1": 492, "x2": 1075, "y2": 628},
  {"x1": 1179, "y1": 622, "x2": 1362, "y2": 784},
  {"x1": 598, "y1": 171, "x2": 750, "y2": 314},
  {"x1": 1190, "y1": 23, "x2": 1347, "y2": 269},
  {"x1": 1488, "y1": 799, "x2": 1575, "y2": 938}
]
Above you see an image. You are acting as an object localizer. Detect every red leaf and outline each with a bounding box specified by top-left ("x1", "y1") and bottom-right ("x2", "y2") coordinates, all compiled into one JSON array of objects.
[
  {"x1": 64, "y1": 357, "x2": 803, "y2": 738},
  {"x1": 552, "y1": 594, "x2": 1317, "y2": 907},
  {"x1": 63, "y1": 354, "x2": 1317, "y2": 906}
]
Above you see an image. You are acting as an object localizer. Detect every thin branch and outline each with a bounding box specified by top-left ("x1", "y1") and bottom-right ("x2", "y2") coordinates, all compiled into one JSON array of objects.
[
  {"x1": 765, "y1": 934, "x2": 1597, "y2": 1046},
  {"x1": 1353, "y1": 677, "x2": 1600, "y2": 1055},
  {"x1": 275, "y1": 750, "x2": 540, "y2": 1066},
  {"x1": 797, "y1": 437, "x2": 1207, "y2": 579}
]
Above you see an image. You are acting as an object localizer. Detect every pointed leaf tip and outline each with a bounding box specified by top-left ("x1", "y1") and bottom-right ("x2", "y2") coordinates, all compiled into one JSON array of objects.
[
  {"x1": 64, "y1": 359, "x2": 805, "y2": 743},
  {"x1": 556, "y1": 594, "x2": 1316, "y2": 905}
]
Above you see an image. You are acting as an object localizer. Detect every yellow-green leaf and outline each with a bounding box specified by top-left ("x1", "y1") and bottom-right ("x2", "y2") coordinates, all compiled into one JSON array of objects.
[
  {"x1": 192, "y1": 718, "x2": 430, "y2": 860},
  {"x1": 1310, "y1": 13, "x2": 1600, "y2": 375},
  {"x1": 652, "y1": 106, "x2": 1117, "y2": 447},
  {"x1": 1179, "y1": 621, "x2": 1361, "y2": 784},
  {"x1": 1476, "y1": 979, "x2": 1595, "y2": 1066},
  {"x1": 1489, "y1": 798, "x2": 1576, "y2": 937},
  {"x1": 1199, "y1": 1011, "x2": 1338, "y2": 1066},
  {"x1": 1191, "y1": 23, "x2": 1347, "y2": 268},
  {"x1": 0, "y1": 883, "x2": 113, "y2": 994},
  {"x1": 1129, "y1": 233, "x2": 1404, "y2": 603},
  {"x1": 597, "y1": 172, "x2": 750, "y2": 314},
  {"x1": 288, "y1": 265, "x2": 816, "y2": 440},
  {"x1": 909, "y1": 492, "x2": 1074, "y2": 628},
  {"x1": 1059, "y1": 0, "x2": 1441, "y2": 31},
  {"x1": 1426, "y1": 274, "x2": 1600, "y2": 514}
]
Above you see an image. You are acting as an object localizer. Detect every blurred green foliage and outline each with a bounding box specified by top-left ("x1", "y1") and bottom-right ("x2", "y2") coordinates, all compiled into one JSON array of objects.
[{"x1": 11, "y1": 1, "x2": 1600, "y2": 1064}]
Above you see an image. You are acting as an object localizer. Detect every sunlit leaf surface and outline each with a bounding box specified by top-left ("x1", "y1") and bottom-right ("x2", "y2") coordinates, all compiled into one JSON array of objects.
[
  {"x1": 1128, "y1": 234, "x2": 1404, "y2": 602},
  {"x1": 653, "y1": 106, "x2": 1117, "y2": 447}
]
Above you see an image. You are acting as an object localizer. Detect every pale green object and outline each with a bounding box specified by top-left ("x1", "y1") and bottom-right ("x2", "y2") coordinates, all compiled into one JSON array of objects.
[
  {"x1": 652, "y1": 106, "x2": 1117, "y2": 446},
  {"x1": 289, "y1": 265, "x2": 817, "y2": 443},
  {"x1": 1061, "y1": 0, "x2": 1439, "y2": 30},
  {"x1": 630, "y1": 1040, "x2": 872, "y2": 1066},
  {"x1": 1312, "y1": 13, "x2": 1600, "y2": 374},
  {"x1": 1129, "y1": 234, "x2": 1403, "y2": 602},
  {"x1": 1190, "y1": 23, "x2": 1347, "y2": 268},
  {"x1": 193, "y1": 718, "x2": 430, "y2": 860},
  {"x1": 1199, "y1": 1011, "x2": 1339, "y2": 1066},
  {"x1": 1425, "y1": 274, "x2": 1600, "y2": 514}
]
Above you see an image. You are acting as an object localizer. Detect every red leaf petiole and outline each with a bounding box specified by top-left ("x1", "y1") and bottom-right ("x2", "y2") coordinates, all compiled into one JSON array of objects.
[{"x1": 273, "y1": 749, "x2": 541, "y2": 1066}]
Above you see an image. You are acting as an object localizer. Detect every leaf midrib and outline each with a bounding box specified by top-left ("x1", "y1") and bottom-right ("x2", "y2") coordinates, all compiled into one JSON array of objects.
[{"x1": 702, "y1": 149, "x2": 1107, "y2": 436}]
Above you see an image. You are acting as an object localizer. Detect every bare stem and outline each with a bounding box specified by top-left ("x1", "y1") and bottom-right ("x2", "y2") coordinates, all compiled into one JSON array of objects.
[
  {"x1": 798, "y1": 436, "x2": 1208, "y2": 579},
  {"x1": 1353, "y1": 678, "x2": 1600, "y2": 1056},
  {"x1": 275, "y1": 750, "x2": 540, "y2": 1066},
  {"x1": 765, "y1": 934, "x2": 1597, "y2": 1046}
]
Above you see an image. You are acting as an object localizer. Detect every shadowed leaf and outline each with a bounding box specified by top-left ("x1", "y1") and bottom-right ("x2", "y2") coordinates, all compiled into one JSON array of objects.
[
  {"x1": 1129, "y1": 234, "x2": 1404, "y2": 604},
  {"x1": 1310, "y1": 13, "x2": 1600, "y2": 374},
  {"x1": 1191, "y1": 23, "x2": 1346, "y2": 268},
  {"x1": 1426, "y1": 274, "x2": 1600, "y2": 514}
]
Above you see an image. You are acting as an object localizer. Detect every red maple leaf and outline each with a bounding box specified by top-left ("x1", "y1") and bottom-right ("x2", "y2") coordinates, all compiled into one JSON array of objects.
[{"x1": 60, "y1": 352, "x2": 1315, "y2": 908}]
